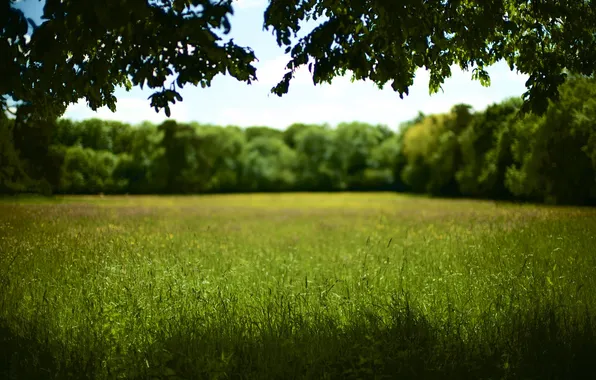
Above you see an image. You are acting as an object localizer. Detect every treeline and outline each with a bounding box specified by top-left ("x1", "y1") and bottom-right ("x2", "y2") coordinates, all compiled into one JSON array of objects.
[{"x1": 2, "y1": 76, "x2": 596, "y2": 205}]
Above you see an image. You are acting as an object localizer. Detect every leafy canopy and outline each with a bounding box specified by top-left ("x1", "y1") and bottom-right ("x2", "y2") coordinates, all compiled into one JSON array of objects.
[
  {"x1": 2, "y1": 0, "x2": 596, "y2": 117},
  {"x1": 265, "y1": 0, "x2": 596, "y2": 114},
  {"x1": 1, "y1": 0, "x2": 257, "y2": 117}
]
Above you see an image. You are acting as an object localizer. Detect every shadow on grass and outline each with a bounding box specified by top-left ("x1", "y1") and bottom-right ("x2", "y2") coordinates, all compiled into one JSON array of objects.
[
  {"x1": 2, "y1": 304, "x2": 595, "y2": 380},
  {"x1": 0, "y1": 319, "x2": 109, "y2": 380}
]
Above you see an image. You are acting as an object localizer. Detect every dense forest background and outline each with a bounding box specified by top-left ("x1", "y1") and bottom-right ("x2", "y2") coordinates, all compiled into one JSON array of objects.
[{"x1": 2, "y1": 76, "x2": 596, "y2": 205}]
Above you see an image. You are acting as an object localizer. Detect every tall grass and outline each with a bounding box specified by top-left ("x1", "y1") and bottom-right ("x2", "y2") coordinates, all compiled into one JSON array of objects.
[{"x1": 1, "y1": 193, "x2": 596, "y2": 379}]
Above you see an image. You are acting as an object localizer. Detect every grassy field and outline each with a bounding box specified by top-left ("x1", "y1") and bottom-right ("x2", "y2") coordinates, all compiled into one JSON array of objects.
[{"x1": 1, "y1": 193, "x2": 596, "y2": 379}]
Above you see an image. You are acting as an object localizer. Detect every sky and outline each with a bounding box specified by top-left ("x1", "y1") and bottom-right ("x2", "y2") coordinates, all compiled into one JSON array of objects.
[{"x1": 15, "y1": 0, "x2": 529, "y2": 129}]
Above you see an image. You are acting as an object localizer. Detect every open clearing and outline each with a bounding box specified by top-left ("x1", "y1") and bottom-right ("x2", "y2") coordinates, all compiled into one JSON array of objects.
[{"x1": 1, "y1": 193, "x2": 596, "y2": 379}]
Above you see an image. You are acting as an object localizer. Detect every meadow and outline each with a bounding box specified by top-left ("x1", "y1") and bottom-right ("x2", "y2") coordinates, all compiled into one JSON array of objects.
[{"x1": 1, "y1": 193, "x2": 596, "y2": 379}]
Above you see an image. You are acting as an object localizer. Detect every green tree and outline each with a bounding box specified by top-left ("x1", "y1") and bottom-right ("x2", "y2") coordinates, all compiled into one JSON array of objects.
[
  {"x1": 158, "y1": 120, "x2": 204, "y2": 193},
  {"x1": 506, "y1": 76, "x2": 596, "y2": 204},
  {"x1": 4, "y1": 0, "x2": 596, "y2": 117},
  {"x1": 335, "y1": 122, "x2": 386, "y2": 190},
  {"x1": 283, "y1": 123, "x2": 326, "y2": 149},
  {"x1": 400, "y1": 105, "x2": 474, "y2": 195},
  {"x1": 76, "y1": 119, "x2": 113, "y2": 151},
  {"x1": 107, "y1": 120, "x2": 134, "y2": 154},
  {"x1": 53, "y1": 119, "x2": 83, "y2": 147},
  {"x1": 59, "y1": 145, "x2": 122, "y2": 194},
  {"x1": 2, "y1": 0, "x2": 257, "y2": 118},
  {"x1": 245, "y1": 126, "x2": 284, "y2": 142},
  {"x1": 192, "y1": 125, "x2": 246, "y2": 192},
  {"x1": 240, "y1": 136, "x2": 297, "y2": 191},
  {"x1": 456, "y1": 98, "x2": 521, "y2": 198},
  {"x1": 367, "y1": 133, "x2": 407, "y2": 191},
  {"x1": 294, "y1": 125, "x2": 342, "y2": 190},
  {"x1": 113, "y1": 124, "x2": 166, "y2": 193},
  {"x1": 0, "y1": 114, "x2": 31, "y2": 193},
  {"x1": 577, "y1": 100, "x2": 596, "y2": 182},
  {"x1": 11, "y1": 106, "x2": 63, "y2": 192},
  {"x1": 265, "y1": 0, "x2": 596, "y2": 115}
]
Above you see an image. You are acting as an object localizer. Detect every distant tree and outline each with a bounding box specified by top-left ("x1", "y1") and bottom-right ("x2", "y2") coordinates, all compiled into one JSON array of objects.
[
  {"x1": 158, "y1": 120, "x2": 203, "y2": 193},
  {"x1": 577, "y1": 100, "x2": 596, "y2": 183},
  {"x1": 401, "y1": 116, "x2": 432, "y2": 192},
  {"x1": 194, "y1": 125, "x2": 245, "y2": 192},
  {"x1": 53, "y1": 119, "x2": 82, "y2": 147},
  {"x1": 245, "y1": 126, "x2": 284, "y2": 142},
  {"x1": 240, "y1": 136, "x2": 297, "y2": 191},
  {"x1": 11, "y1": 106, "x2": 63, "y2": 192},
  {"x1": 368, "y1": 133, "x2": 407, "y2": 191},
  {"x1": 113, "y1": 124, "x2": 166, "y2": 193},
  {"x1": 335, "y1": 122, "x2": 386, "y2": 189},
  {"x1": 456, "y1": 98, "x2": 521, "y2": 198},
  {"x1": 401, "y1": 105, "x2": 474, "y2": 195},
  {"x1": 294, "y1": 125, "x2": 342, "y2": 190},
  {"x1": 0, "y1": 114, "x2": 30, "y2": 193},
  {"x1": 76, "y1": 119, "x2": 113, "y2": 151},
  {"x1": 106, "y1": 121, "x2": 134, "y2": 154},
  {"x1": 506, "y1": 76, "x2": 596, "y2": 204},
  {"x1": 59, "y1": 145, "x2": 122, "y2": 194},
  {"x1": 400, "y1": 112, "x2": 427, "y2": 129},
  {"x1": 283, "y1": 123, "x2": 327, "y2": 149}
]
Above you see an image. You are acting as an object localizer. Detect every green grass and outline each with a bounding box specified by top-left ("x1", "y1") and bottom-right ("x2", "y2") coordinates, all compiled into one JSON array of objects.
[{"x1": 1, "y1": 193, "x2": 596, "y2": 379}]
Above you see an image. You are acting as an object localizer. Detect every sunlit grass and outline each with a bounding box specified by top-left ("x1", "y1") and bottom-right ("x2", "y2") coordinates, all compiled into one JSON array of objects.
[{"x1": 1, "y1": 193, "x2": 596, "y2": 379}]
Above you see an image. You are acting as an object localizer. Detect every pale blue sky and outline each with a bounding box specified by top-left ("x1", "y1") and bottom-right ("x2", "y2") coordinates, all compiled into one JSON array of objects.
[{"x1": 16, "y1": 0, "x2": 528, "y2": 129}]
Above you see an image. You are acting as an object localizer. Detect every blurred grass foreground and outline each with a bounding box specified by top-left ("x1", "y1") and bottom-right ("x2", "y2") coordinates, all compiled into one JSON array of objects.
[{"x1": 1, "y1": 193, "x2": 596, "y2": 379}]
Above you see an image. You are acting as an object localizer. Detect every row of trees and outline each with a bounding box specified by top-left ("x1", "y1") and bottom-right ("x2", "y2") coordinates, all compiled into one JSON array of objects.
[{"x1": 2, "y1": 77, "x2": 596, "y2": 205}]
